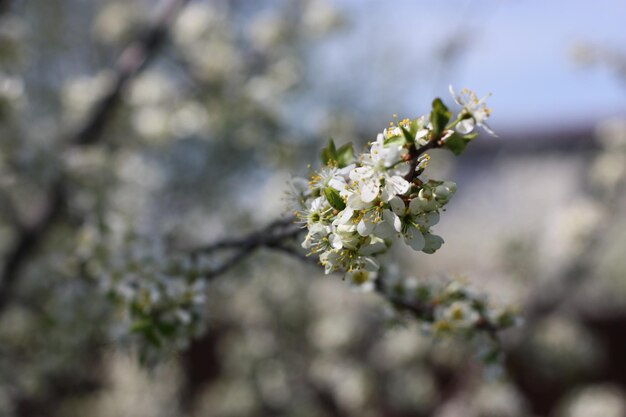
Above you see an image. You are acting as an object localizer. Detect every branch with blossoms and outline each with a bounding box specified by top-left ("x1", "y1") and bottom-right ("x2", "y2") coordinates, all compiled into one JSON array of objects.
[
  {"x1": 82, "y1": 86, "x2": 518, "y2": 360},
  {"x1": 263, "y1": 86, "x2": 516, "y2": 346},
  {"x1": 291, "y1": 86, "x2": 495, "y2": 276}
]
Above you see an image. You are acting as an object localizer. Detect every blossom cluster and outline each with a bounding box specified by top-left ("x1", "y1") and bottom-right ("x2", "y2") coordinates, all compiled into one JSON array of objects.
[
  {"x1": 379, "y1": 270, "x2": 520, "y2": 370},
  {"x1": 382, "y1": 272, "x2": 520, "y2": 335},
  {"x1": 76, "y1": 224, "x2": 209, "y2": 360},
  {"x1": 292, "y1": 87, "x2": 495, "y2": 280}
]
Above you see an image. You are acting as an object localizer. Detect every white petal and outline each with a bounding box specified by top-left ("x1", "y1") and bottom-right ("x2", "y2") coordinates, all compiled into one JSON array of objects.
[
  {"x1": 427, "y1": 211, "x2": 440, "y2": 226},
  {"x1": 387, "y1": 175, "x2": 410, "y2": 195},
  {"x1": 346, "y1": 193, "x2": 371, "y2": 210},
  {"x1": 357, "y1": 218, "x2": 375, "y2": 236},
  {"x1": 335, "y1": 208, "x2": 354, "y2": 225},
  {"x1": 361, "y1": 256, "x2": 379, "y2": 272},
  {"x1": 388, "y1": 196, "x2": 405, "y2": 215},
  {"x1": 328, "y1": 177, "x2": 346, "y2": 192},
  {"x1": 359, "y1": 237, "x2": 387, "y2": 255},
  {"x1": 423, "y1": 233, "x2": 444, "y2": 254},
  {"x1": 456, "y1": 118, "x2": 475, "y2": 135},
  {"x1": 337, "y1": 163, "x2": 356, "y2": 177},
  {"x1": 373, "y1": 215, "x2": 394, "y2": 238},
  {"x1": 404, "y1": 228, "x2": 425, "y2": 251},
  {"x1": 349, "y1": 166, "x2": 373, "y2": 182},
  {"x1": 409, "y1": 197, "x2": 424, "y2": 215},
  {"x1": 360, "y1": 178, "x2": 380, "y2": 203},
  {"x1": 481, "y1": 121, "x2": 498, "y2": 137},
  {"x1": 449, "y1": 85, "x2": 462, "y2": 106}
]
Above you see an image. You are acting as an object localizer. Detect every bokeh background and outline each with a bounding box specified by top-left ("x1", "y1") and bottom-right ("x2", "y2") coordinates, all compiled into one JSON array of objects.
[{"x1": 1, "y1": 0, "x2": 626, "y2": 416}]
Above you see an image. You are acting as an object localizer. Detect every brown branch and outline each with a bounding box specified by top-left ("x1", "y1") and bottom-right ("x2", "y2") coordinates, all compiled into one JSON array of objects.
[
  {"x1": 241, "y1": 234, "x2": 507, "y2": 336},
  {"x1": 404, "y1": 137, "x2": 444, "y2": 182},
  {"x1": 193, "y1": 217, "x2": 305, "y2": 281},
  {"x1": 193, "y1": 217, "x2": 300, "y2": 255},
  {"x1": 0, "y1": 0, "x2": 190, "y2": 315}
]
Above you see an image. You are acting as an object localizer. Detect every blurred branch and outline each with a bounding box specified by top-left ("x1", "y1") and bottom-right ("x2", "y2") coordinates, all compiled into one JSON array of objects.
[
  {"x1": 193, "y1": 217, "x2": 508, "y2": 338},
  {"x1": 193, "y1": 217, "x2": 300, "y2": 255},
  {"x1": 0, "y1": 0, "x2": 11, "y2": 14},
  {"x1": 192, "y1": 217, "x2": 304, "y2": 280},
  {"x1": 0, "y1": 186, "x2": 22, "y2": 229},
  {"x1": 0, "y1": 0, "x2": 190, "y2": 315}
]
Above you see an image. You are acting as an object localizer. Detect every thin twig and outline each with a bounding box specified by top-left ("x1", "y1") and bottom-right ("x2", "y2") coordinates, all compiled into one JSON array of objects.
[
  {"x1": 405, "y1": 138, "x2": 444, "y2": 182},
  {"x1": 193, "y1": 217, "x2": 300, "y2": 255}
]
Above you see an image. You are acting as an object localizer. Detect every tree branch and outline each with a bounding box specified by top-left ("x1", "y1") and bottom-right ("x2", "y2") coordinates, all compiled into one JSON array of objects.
[
  {"x1": 405, "y1": 137, "x2": 444, "y2": 182},
  {"x1": 200, "y1": 224, "x2": 508, "y2": 337}
]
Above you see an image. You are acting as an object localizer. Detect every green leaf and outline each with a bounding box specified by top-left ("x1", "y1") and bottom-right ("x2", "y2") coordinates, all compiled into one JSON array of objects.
[
  {"x1": 409, "y1": 118, "x2": 421, "y2": 136},
  {"x1": 430, "y1": 98, "x2": 451, "y2": 136},
  {"x1": 324, "y1": 187, "x2": 346, "y2": 210},
  {"x1": 336, "y1": 143, "x2": 354, "y2": 168},
  {"x1": 131, "y1": 319, "x2": 153, "y2": 333},
  {"x1": 321, "y1": 139, "x2": 354, "y2": 167},
  {"x1": 156, "y1": 320, "x2": 177, "y2": 337},
  {"x1": 443, "y1": 132, "x2": 477, "y2": 156},
  {"x1": 384, "y1": 135, "x2": 406, "y2": 147},
  {"x1": 400, "y1": 125, "x2": 414, "y2": 144},
  {"x1": 320, "y1": 138, "x2": 338, "y2": 166}
]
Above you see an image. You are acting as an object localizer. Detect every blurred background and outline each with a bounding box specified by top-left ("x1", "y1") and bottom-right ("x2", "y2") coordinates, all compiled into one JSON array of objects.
[{"x1": 1, "y1": 0, "x2": 626, "y2": 416}]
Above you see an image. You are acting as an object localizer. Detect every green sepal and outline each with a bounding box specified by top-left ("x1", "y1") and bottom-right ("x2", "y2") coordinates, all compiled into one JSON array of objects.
[
  {"x1": 324, "y1": 187, "x2": 346, "y2": 210},
  {"x1": 430, "y1": 98, "x2": 451, "y2": 136},
  {"x1": 443, "y1": 132, "x2": 478, "y2": 155}
]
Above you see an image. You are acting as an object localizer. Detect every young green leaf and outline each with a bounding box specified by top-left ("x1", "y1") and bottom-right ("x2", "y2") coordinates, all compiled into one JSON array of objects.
[
  {"x1": 430, "y1": 98, "x2": 451, "y2": 136},
  {"x1": 400, "y1": 125, "x2": 414, "y2": 144},
  {"x1": 443, "y1": 132, "x2": 478, "y2": 155},
  {"x1": 324, "y1": 187, "x2": 346, "y2": 210},
  {"x1": 320, "y1": 138, "x2": 338, "y2": 166},
  {"x1": 384, "y1": 135, "x2": 406, "y2": 147},
  {"x1": 336, "y1": 143, "x2": 355, "y2": 168}
]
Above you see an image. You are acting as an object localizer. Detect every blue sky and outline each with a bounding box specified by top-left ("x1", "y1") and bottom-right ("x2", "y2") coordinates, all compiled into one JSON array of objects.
[{"x1": 311, "y1": 0, "x2": 626, "y2": 134}]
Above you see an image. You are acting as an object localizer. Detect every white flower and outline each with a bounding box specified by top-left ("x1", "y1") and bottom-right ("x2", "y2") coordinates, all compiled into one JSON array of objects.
[
  {"x1": 377, "y1": 197, "x2": 426, "y2": 251},
  {"x1": 301, "y1": 222, "x2": 330, "y2": 250},
  {"x1": 329, "y1": 224, "x2": 360, "y2": 250},
  {"x1": 319, "y1": 250, "x2": 342, "y2": 274},
  {"x1": 349, "y1": 134, "x2": 410, "y2": 203},
  {"x1": 310, "y1": 165, "x2": 352, "y2": 194},
  {"x1": 449, "y1": 85, "x2": 497, "y2": 137},
  {"x1": 286, "y1": 176, "x2": 311, "y2": 211},
  {"x1": 345, "y1": 269, "x2": 378, "y2": 292},
  {"x1": 302, "y1": 197, "x2": 332, "y2": 227},
  {"x1": 437, "y1": 300, "x2": 480, "y2": 328}
]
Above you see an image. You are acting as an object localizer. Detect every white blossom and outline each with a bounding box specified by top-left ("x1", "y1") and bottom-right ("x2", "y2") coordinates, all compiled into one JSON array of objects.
[
  {"x1": 350, "y1": 134, "x2": 410, "y2": 203},
  {"x1": 449, "y1": 85, "x2": 497, "y2": 137}
]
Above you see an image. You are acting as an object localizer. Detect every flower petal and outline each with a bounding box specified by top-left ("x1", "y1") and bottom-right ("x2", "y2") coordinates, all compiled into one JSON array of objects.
[
  {"x1": 404, "y1": 228, "x2": 425, "y2": 251},
  {"x1": 359, "y1": 178, "x2": 380, "y2": 203}
]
